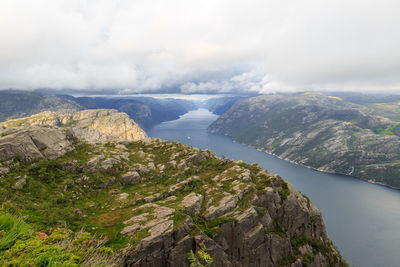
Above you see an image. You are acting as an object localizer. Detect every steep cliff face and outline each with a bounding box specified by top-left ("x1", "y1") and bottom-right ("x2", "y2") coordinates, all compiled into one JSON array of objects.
[
  {"x1": 0, "y1": 122, "x2": 346, "y2": 266},
  {"x1": 208, "y1": 93, "x2": 400, "y2": 188},
  {"x1": 0, "y1": 109, "x2": 147, "y2": 143},
  {"x1": 123, "y1": 158, "x2": 343, "y2": 266}
]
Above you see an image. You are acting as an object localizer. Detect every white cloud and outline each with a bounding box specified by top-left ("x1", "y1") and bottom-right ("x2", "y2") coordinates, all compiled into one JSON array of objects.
[{"x1": 0, "y1": 0, "x2": 399, "y2": 93}]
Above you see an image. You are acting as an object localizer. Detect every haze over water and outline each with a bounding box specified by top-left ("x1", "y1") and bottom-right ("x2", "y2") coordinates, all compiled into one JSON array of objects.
[{"x1": 149, "y1": 108, "x2": 400, "y2": 267}]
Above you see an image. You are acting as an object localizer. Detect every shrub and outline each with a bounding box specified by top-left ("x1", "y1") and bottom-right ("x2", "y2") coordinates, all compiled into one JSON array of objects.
[
  {"x1": 0, "y1": 212, "x2": 120, "y2": 266},
  {"x1": 188, "y1": 245, "x2": 213, "y2": 267}
]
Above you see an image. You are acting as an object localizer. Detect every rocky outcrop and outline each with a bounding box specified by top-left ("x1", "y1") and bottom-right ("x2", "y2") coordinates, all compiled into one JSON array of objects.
[
  {"x1": 0, "y1": 125, "x2": 346, "y2": 266},
  {"x1": 115, "y1": 140, "x2": 346, "y2": 267},
  {"x1": 181, "y1": 193, "x2": 203, "y2": 216},
  {"x1": 123, "y1": 171, "x2": 345, "y2": 266},
  {"x1": 121, "y1": 171, "x2": 142, "y2": 185},
  {"x1": 0, "y1": 126, "x2": 75, "y2": 161},
  {"x1": 67, "y1": 109, "x2": 147, "y2": 142},
  {"x1": 0, "y1": 109, "x2": 147, "y2": 143},
  {"x1": 208, "y1": 92, "x2": 400, "y2": 188}
]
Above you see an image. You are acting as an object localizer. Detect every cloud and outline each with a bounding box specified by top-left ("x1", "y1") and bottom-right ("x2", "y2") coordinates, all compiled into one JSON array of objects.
[{"x1": 0, "y1": 0, "x2": 399, "y2": 94}]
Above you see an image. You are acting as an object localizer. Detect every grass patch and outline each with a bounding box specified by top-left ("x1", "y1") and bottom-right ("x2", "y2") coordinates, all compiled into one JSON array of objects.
[{"x1": 279, "y1": 182, "x2": 290, "y2": 201}]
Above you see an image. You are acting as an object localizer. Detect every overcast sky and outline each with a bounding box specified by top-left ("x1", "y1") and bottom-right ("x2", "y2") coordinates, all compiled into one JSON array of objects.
[{"x1": 1, "y1": 0, "x2": 399, "y2": 94}]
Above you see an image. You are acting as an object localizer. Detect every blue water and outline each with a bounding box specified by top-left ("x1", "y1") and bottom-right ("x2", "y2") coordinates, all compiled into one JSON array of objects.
[{"x1": 149, "y1": 108, "x2": 400, "y2": 267}]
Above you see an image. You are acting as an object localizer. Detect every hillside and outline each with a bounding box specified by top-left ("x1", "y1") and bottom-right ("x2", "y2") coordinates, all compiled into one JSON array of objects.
[
  {"x1": 0, "y1": 90, "x2": 82, "y2": 121},
  {"x1": 208, "y1": 92, "x2": 400, "y2": 188},
  {"x1": 61, "y1": 96, "x2": 197, "y2": 129},
  {"x1": 205, "y1": 96, "x2": 246, "y2": 115},
  {"x1": 0, "y1": 111, "x2": 346, "y2": 266}
]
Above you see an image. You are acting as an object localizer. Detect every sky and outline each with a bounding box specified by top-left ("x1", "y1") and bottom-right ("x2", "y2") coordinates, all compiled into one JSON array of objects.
[{"x1": 0, "y1": 0, "x2": 400, "y2": 95}]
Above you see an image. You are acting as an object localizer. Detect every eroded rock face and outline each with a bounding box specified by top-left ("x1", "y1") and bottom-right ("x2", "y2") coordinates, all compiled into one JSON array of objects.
[
  {"x1": 0, "y1": 109, "x2": 147, "y2": 143},
  {"x1": 123, "y1": 174, "x2": 345, "y2": 267},
  {"x1": 181, "y1": 193, "x2": 203, "y2": 216},
  {"x1": 0, "y1": 126, "x2": 75, "y2": 161},
  {"x1": 69, "y1": 109, "x2": 147, "y2": 142},
  {"x1": 119, "y1": 143, "x2": 346, "y2": 267}
]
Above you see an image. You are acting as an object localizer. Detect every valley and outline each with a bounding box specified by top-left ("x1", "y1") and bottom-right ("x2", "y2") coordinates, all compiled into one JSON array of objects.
[
  {"x1": 150, "y1": 108, "x2": 400, "y2": 267},
  {"x1": 0, "y1": 107, "x2": 347, "y2": 266},
  {"x1": 1, "y1": 90, "x2": 400, "y2": 266}
]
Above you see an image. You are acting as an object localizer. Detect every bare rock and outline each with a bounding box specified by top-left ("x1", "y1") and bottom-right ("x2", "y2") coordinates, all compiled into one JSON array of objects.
[
  {"x1": 177, "y1": 161, "x2": 187, "y2": 170},
  {"x1": 84, "y1": 155, "x2": 105, "y2": 170},
  {"x1": 168, "y1": 160, "x2": 177, "y2": 168},
  {"x1": 144, "y1": 193, "x2": 162, "y2": 203},
  {"x1": 181, "y1": 193, "x2": 204, "y2": 216},
  {"x1": 119, "y1": 193, "x2": 130, "y2": 201},
  {"x1": 121, "y1": 171, "x2": 141, "y2": 185},
  {"x1": 168, "y1": 176, "x2": 200, "y2": 195},
  {"x1": 0, "y1": 126, "x2": 74, "y2": 161},
  {"x1": 204, "y1": 194, "x2": 237, "y2": 220},
  {"x1": 0, "y1": 109, "x2": 147, "y2": 143},
  {"x1": 12, "y1": 177, "x2": 26, "y2": 190},
  {"x1": 0, "y1": 167, "x2": 10, "y2": 175},
  {"x1": 99, "y1": 158, "x2": 119, "y2": 170}
]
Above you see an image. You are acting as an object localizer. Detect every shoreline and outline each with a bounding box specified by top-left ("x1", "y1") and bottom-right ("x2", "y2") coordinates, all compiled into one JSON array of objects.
[{"x1": 211, "y1": 131, "x2": 400, "y2": 191}]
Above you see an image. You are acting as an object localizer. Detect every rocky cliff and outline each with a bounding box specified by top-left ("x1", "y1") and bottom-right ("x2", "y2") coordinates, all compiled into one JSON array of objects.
[
  {"x1": 0, "y1": 109, "x2": 147, "y2": 144},
  {"x1": 208, "y1": 92, "x2": 400, "y2": 188},
  {"x1": 0, "y1": 121, "x2": 346, "y2": 266}
]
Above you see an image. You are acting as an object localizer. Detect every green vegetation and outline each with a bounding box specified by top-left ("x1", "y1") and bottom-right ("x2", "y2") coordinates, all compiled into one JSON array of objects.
[
  {"x1": 188, "y1": 245, "x2": 214, "y2": 267},
  {"x1": 369, "y1": 101, "x2": 400, "y2": 121},
  {"x1": 208, "y1": 92, "x2": 400, "y2": 188},
  {"x1": 0, "y1": 134, "x2": 345, "y2": 265},
  {"x1": 0, "y1": 212, "x2": 117, "y2": 266},
  {"x1": 290, "y1": 236, "x2": 348, "y2": 267},
  {"x1": 279, "y1": 181, "x2": 290, "y2": 200},
  {"x1": 375, "y1": 122, "x2": 400, "y2": 136},
  {"x1": 267, "y1": 221, "x2": 287, "y2": 238},
  {"x1": 192, "y1": 216, "x2": 237, "y2": 237}
]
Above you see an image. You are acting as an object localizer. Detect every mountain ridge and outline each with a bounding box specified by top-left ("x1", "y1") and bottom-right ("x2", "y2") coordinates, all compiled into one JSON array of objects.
[{"x1": 208, "y1": 92, "x2": 400, "y2": 188}]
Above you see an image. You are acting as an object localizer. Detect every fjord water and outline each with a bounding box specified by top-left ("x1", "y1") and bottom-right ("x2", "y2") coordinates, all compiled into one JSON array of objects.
[{"x1": 149, "y1": 108, "x2": 400, "y2": 267}]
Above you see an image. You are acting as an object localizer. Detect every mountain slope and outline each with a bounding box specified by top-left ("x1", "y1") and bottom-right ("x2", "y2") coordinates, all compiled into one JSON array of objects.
[
  {"x1": 0, "y1": 113, "x2": 346, "y2": 266},
  {"x1": 205, "y1": 96, "x2": 246, "y2": 115},
  {"x1": 0, "y1": 90, "x2": 82, "y2": 121},
  {"x1": 61, "y1": 96, "x2": 197, "y2": 129},
  {"x1": 208, "y1": 92, "x2": 400, "y2": 188}
]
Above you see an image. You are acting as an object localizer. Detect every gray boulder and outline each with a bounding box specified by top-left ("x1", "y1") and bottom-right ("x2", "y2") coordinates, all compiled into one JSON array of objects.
[{"x1": 121, "y1": 171, "x2": 142, "y2": 185}]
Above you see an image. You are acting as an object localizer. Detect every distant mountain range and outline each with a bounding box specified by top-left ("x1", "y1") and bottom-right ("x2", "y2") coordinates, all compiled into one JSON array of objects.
[
  {"x1": 0, "y1": 90, "x2": 83, "y2": 121},
  {"x1": 59, "y1": 95, "x2": 197, "y2": 129},
  {"x1": 208, "y1": 92, "x2": 400, "y2": 188},
  {"x1": 0, "y1": 90, "x2": 197, "y2": 129},
  {"x1": 3, "y1": 89, "x2": 400, "y2": 187}
]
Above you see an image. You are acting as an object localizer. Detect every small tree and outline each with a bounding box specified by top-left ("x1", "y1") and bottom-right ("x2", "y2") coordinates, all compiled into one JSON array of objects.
[{"x1": 188, "y1": 245, "x2": 214, "y2": 267}]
